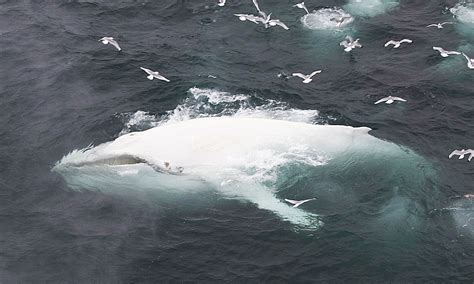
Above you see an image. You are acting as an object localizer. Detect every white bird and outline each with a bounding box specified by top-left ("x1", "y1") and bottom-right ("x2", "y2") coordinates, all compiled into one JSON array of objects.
[
  {"x1": 293, "y1": 2, "x2": 309, "y2": 15},
  {"x1": 140, "y1": 67, "x2": 170, "y2": 82},
  {"x1": 98, "y1": 37, "x2": 121, "y2": 51},
  {"x1": 253, "y1": 0, "x2": 263, "y2": 15},
  {"x1": 432, "y1": 46, "x2": 461, "y2": 57},
  {"x1": 292, "y1": 70, "x2": 322, "y2": 83},
  {"x1": 217, "y1": 0, "x2": 226, "y2": 6},
  {"x1": 330, "y1": 16, "x2": 352, "y2": 27},
  {"x1": 426, "y1": 22, "x2": 454, "y2": 29},
  {"x1": 285, "y1": 198, "x2": 317, "y2": 208},
  {"x1": 374, "y1": 96, "x2": 407, "y2": 105},
  {"x1": 234, "y1": 13, "x2": 262, "y2": 24},
  {"x1": 462, "y1": 53, "x2": 474, "y2": 69},
  {"x1": 449, "y1": 149, "x2": 474, "y2": 161},
  {"x1": 339, "y1": 35, "x2": 362, "y2": 52},
  {"x1": 384, "y1": 39, "x2": 413, "y2": 49}
]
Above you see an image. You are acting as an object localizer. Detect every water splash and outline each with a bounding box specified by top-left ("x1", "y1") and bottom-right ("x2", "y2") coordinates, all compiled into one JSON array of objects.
[
  {"x1": 301, "y1": 8, "x2": 354, "y2": 30},
  {"x1": 344, "y1": 0, "x2": 399, "y2": 17}
]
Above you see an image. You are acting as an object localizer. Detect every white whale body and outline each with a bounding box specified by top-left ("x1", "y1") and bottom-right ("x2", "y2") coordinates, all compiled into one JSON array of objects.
[{"x1": 54, "y1": 117, "x2": 427, "y2": 229}]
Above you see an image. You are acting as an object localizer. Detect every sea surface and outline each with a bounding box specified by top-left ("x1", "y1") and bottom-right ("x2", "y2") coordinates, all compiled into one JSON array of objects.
[{"x1": 1, "y1": 0, "x2": 474, "y2": 282}]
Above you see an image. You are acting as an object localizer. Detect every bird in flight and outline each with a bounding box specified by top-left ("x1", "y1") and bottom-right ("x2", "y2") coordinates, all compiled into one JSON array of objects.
[
  {"x1": 432, "y1": 47, "x2": 461, "y2": 58},
  {"x1": 374, "y1": 96, "x2": 407, "y2": 105},
  {"x1": 140, "y1": 67, "x2": 170, "y2": 82},
  {"x1": 384, "y1": 39, "x2": 413, "y2": 48},
  {"x1": 292, "y1": 70, "x2": 322, "y2": 83},
  {"x1": 98, "y1": 37, "x2": 121, "y2": 51},
  {"x1": 426, "y1": 22, "x2": 454, "y2": 29},
  {"x1": 285, "y1": 198, "x2": 317, "y2": 208}
]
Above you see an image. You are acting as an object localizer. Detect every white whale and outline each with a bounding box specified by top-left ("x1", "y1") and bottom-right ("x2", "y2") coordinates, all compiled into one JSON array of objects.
[{"x1": 53, "y1": 117, "x2": 425, "y2": 229}]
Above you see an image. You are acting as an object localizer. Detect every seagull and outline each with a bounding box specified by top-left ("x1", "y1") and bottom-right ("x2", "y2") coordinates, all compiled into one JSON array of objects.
[
  {"x1": 426, "y1": 22, "x2": 454, "y2": 29},
  {"x1": 292, "y1": 70, "x2": 322, "y2": 83},
  {"x1": 330, "y1": 16, "x2": 352, "y2": 27},
  {"x1": 234, "y1": 13, "x2": 262, "y2": 24},
  {"x1": 461, "y1": 53, "x2": 474, "y2": 69},
  {"x1": 384, "y1": 39, "x2": 413, "y2": 49},
  {"x1": 465, "y1": 194, "x2": 474, "y2": 199},
  {"x1": 98, "y1": 37, "x2": 121, "y2": 51},
  {"x1": 449, "y1": 149, "x2": 468, "y2": 159},
  {"x1": 140, "y1": 67, "x2": 170, "y2": 82},
  {"x1": 432, "y1": 46, "x2": 461, "y2": 57},
  {"x1": 340, "y1": 35, "x2": 362, "y2": 52},
  {"x1": 285, "y1": 198, "x2": 317, "y2": 208},
  {"x1": 293, "y1": 2, "x2": 310, "y2": 14},
  {"x1": 374, "y1": 96, "x2": 407, "y2": 105},
  {"x1": 449, "y1": 149, "x2": 474, "y2": 161},
  {"x1": 217, "y1": 0, "x2": 225, "y2": 7}
]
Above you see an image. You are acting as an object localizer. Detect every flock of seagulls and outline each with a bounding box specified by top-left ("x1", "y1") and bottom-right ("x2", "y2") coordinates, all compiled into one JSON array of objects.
[{"x1": 97, "y1": 0, "x2": 473, "y2": 207}]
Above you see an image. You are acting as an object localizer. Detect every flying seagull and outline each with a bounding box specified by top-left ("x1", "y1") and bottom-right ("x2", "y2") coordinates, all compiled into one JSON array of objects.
[
  {"x1": 234, "y1": 13, "x2": 262, "y2": 24},
  {"x1": 217, "y1": 0, "x2": 226, "y2": 6},
  {"x1": 285, "y1": 198, "x2": 317, "y2": 208},
  {"x1": 140, "y1": 67, "x2": 170, "y2": 82},
  {"x1": 384, "y1": 39, "x2": 412, "y2": 48},
  {"x1": 449, "y1": 149, "x2": 474, "y2": 161},
  {"x1": 374, "y1": 96, "x2": 407, "y2": 105},
  {"x1": 340, "y1": 35, "x2": 362, "y2": 52},
  {"x1": 465, "y1": 194, "x2": 474, "y2": 199},
  {"x1": 259, "y1": 13, "x2": 289, "y2": 30},
  {"x1": 426, "y1": 22, "x2": 453, "y2": 29},
  {"x1": 98, "y1": 37, "x2": 121, "y2": 51},
  {"x1": 432, "y1": 46, "x2": 461, "y2": 57},
  {"x1": 292, "y1": 70, "x2": 322, "y2": 83},
  {"x1": 461, "y1": 53, "x2": 474, "y2": 69},
  {"x1": 330, "y1": 16, "x2": 352, "y2": 27},
  {"x1": 293, "y1": 2, "x2": 310, "y2": 14}
]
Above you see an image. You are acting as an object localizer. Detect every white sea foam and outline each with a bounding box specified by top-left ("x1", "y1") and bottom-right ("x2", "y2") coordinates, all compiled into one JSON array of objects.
[
  {"x1": 450, "y1": 2, "x2": 474, "y2": 24},
  {"x1": 301, "y1": 8, "x2": 354, "y2": 30},
  {"x1": 344, "y1": 0, "x2": 399, "y2": 17}
]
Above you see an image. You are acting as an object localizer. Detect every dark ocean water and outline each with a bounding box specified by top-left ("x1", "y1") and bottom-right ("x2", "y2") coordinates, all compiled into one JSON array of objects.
[{"x1": 1, "y1": 0, "x2": 474, "y2": 282}]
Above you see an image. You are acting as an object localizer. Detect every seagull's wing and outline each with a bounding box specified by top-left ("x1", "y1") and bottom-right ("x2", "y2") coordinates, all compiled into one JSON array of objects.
[
  {"x1": 284, "y1": 199, "x2": 299, "y2": 205},
  {"x1": 462, "y1": 53, "x2": 471, "y2": 61},
  {"x1": 449, "y1": 150, "x2": 463, "y2": 159},
  {"x1": 432, "y1": 46, "x2": 444, "y2": 53},
  {"x1": 384, "y1": 40, "x2": 395, "y2": 47},
  {"x1": 140, "y1": 67, "x2": 153, "y2": 75},
  {"x1": 340, "y1": 40, "x2": 349, "y2": 48},
  {"x1": 309, "y1": 70, "x2": 322, "y2": 78},
  {"x1": 441, "y1": 22, "x2": 454, "y2": 25},
  {"x1": 345, "y1": 35, "x2": 354, "y2": 42},
  {"x1": 155, "y1": 74, "x2": 170, "y2": 82},
  {"x1": 426, "y1": 24, "x2": 438, "y2": 27},
  {"x1": 269, "y1": 19, "x2": 289, "y2": 30},
  {"x1": 252, "y1": 0, "x2": 261, "y2": 13},
  {"x1": 293, "y1": 198, "x2": 317, "y2": 208},
  {"x1": 109, "y1": 39, "x2": 121, "y2": 51},
  {"x1": 374, "y1": 97, "x2": 388, "y2": 104},
  {"x1": 400, "y1": 39, "x2": 413, "y2": 44},
  {"x1": 392, "y1": 97, "x2": 407, "y2": 102},
  {"x1": 292, "y1": 73, "x2": 306, "y2": 79},
  {"x1": 446, "y1": 50, "x2": 461, "y2": 55}
]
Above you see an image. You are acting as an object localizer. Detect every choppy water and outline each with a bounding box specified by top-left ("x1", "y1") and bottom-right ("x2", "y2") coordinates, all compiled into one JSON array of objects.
[{"x1": 1, "y1": 0, "x2": 474, "y2": 282}]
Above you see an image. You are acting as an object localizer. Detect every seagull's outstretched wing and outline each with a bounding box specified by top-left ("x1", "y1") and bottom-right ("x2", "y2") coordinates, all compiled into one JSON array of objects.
[
  {"x1": 441, "y1": 22, "x2": 454, "y2": 26},
  {"x1": 269, "y1": 19, "x2": 289, "y2": 30},
  {"x1": 284, "y1": 198, "x2": 317, "y2": 208},
  {"x1": 345, "y1": 35, "x2": 354, "y2": 42},
  {"x1": 400, "y1": 39, "x2": 413, "y2": 44},
  {"x1": 309, "y1": 70, "x2": 322, "y2": 78},
  {"x1": 433, "y1": 46, "x2": 444, "y2": 53},
  {"x1": 140, "y1": 67, "x2": 153, "y2": 75},
  {"x1": 384, "y1": 40, "x2": 396, "y2": 47},
  {"x1": 462, "y1": 53, "x2": 471, "y2": 61},
  {"x1": 155, "y1": 74, "x2": 170, "y2": 82},
  {"x1": 446, "y1": 50, "x2": 461, "y2": 55},
  {"x1": 426, "y1": 24, "x2": 438, "y2": 28},
  {"x1": 252, "y1": 0, "x2": 261, "y2": 13},
  {"x1": 374, "y1": 97, "x2": 388, "y2": 104},
  {"x1": 108, "y1": 38, "x2": 121, "y2": 51},
  {"x1": 449, "y1": 150, "x2": 464, "y2": 159},
  {"x1": 292, "y1": 73, "x2": 306, "y2": 79},
  {"x1": 392, "y1": 97, "x2": 407, "y2": 102}
]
